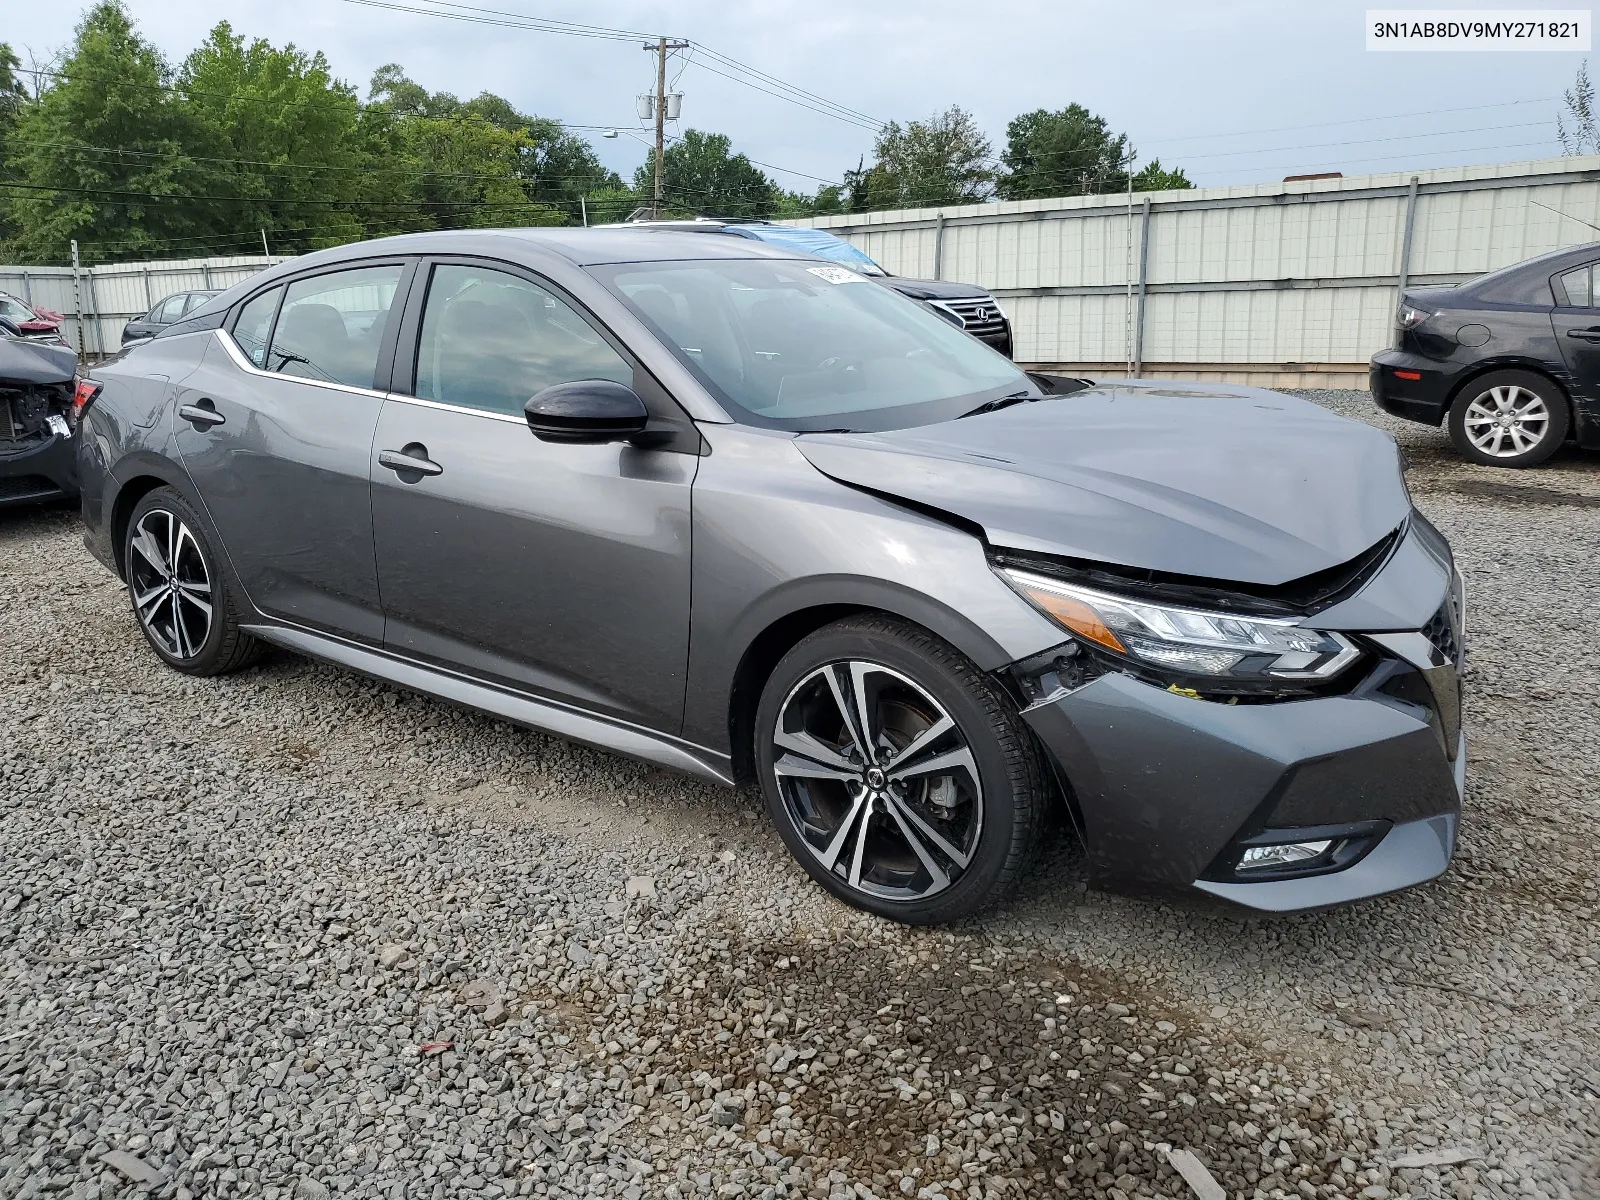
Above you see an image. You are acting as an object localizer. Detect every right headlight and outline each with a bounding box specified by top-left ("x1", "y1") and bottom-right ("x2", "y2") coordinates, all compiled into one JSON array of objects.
[{"x1": 1001, "y1": 568, "x2": 1360, "y2": 683}]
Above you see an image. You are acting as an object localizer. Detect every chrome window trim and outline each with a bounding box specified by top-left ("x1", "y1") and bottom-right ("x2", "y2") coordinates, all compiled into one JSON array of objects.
[
  {"x1": 214, "y1": 328, "x2": 390, "y2": 402},
  {"x1": 381, "y1": 392, "x2": 527, "y2": 426}
]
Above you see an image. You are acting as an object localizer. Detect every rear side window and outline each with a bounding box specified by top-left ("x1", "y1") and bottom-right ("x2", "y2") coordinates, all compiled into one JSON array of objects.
[
  {"x1": 413, "y1": 264, "x2": 632, "y2": 417},
  {"x1": 1558, "y1": 264, "x2": 1595, "y2": 307},
  {"x1": 156, "y1": 294, "x2": 189, "y2": 323},
  {"x1": 232, "y1": 286, "x2": 283, "y2": 368},
  {"x1": 269, "y1": 264, "x2": 405, "y2": 389},
  {"x1": 183, "y1": 293, "x2": 212, "y2": 315}
]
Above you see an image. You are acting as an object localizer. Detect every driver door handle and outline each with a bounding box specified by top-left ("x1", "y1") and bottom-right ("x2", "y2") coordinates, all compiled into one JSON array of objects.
[
  {"x1": 178, "y1": 401, "x2": 224, "y2": 428},
  {"x1": 379, "y1": 447, "x2": 443, "y2": 477}
]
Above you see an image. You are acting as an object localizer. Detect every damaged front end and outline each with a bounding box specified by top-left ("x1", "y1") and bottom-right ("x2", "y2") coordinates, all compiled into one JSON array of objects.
[{"x1": 0, "y1": 336, "x2": 81, "y2": 506}]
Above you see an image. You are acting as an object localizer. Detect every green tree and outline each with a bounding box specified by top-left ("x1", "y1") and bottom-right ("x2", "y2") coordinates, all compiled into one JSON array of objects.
[
  {"x1": 866, "y1": 107, "x2": 993, "y2": 209},
  {"x1": 1, "y1": 2, "x2": 208, "y2": 263},
  {"x1": 367, "y1": 66, "x2": 619, "y2": 225},
  {"x1": 1130, "y1": 158, "x2": 1192, "y2": 192},
  {"x1": 1559, "y1": 60, "x2": 1598, "y2": 154},
  {"x1": 177, "y1": 23, "x2": 372, "y2": 252},
  {"x1": 633, "y1": 129, "x2": 775, "y2": 218},
  {"x1": 997, "y1": 103, "x2": 1136, "y2": 200},
  {"x1": 0, "y1": 44, "x2": 28, "y2": 241}
]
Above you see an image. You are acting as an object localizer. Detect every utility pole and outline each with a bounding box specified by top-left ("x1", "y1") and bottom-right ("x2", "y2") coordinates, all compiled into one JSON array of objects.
[
  {"x1": 645, "y1": 36, "x2": 688, "y2": 217},
  {"x1": 70, "y1": 239, "x2": 83, "y2": 355},
  {"x1": 261, "y1": 228, "x2": 271, "y2": 257}
]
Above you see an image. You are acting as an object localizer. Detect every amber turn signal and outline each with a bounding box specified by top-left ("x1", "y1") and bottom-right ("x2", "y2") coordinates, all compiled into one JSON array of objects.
[{"x1": 1012, "y1": 581, "x2": 1126, "y2": 652}]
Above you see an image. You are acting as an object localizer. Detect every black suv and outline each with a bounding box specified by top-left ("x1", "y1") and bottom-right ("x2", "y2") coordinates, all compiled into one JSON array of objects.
[
  {"x1": 1371, "y1": 242, "x2": 1600, "y2": 467},
  {"x1": 619, "y1": 218, "x2": 1013, "y2": 358}
]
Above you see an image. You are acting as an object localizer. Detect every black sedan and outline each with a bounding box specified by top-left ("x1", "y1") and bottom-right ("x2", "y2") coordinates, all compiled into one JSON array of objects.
[
  {"x1": 1371, "y1": 242, "x2": 1600, "y2": 467},
  {"x1": 121, "y1": 290, "x2": 221, "y2": 345}
]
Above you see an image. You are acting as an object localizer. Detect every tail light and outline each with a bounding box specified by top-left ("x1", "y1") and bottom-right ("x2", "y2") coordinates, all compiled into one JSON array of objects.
[{"x1": 70, "y1": 376, "x2": 103, "y2": 426}]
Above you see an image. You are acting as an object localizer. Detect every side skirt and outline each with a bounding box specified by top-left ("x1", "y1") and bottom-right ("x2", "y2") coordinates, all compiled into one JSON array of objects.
[{"x1": 241, "y1": 623, "x2": 736, "y2": 787}]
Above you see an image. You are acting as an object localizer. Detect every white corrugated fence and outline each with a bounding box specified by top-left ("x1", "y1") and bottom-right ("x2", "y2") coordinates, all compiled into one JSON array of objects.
[
  {"x1": 0, "y1": 256, "x2": 285, "y2": 358},
  {"x1": 792, "y1": 154, "x2": 1600, "y2": 387},
  {"x1": 7, "y1": 154, "x2": 1600, "y2": 384}
]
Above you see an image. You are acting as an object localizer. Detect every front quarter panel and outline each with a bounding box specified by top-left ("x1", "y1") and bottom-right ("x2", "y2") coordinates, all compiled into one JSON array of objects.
[{"x1": 682, "y1": 425, "x2": 1065, "y2": 753}]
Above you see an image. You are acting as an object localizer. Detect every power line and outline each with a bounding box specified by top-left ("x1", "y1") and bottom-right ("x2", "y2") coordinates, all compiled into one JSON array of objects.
[
  {"x1": 1164, "y1": 119, "x2": 1559, "y2": 163},
  {"x1": 1141, "y1": 96, "x2": 1561, "y2": 146},
  {"x1": 339, "y1": 0, "x2": 884, "y2": 132},
  {"x1": 2, "y1": 136, "x2": 626, "y2": 187}
]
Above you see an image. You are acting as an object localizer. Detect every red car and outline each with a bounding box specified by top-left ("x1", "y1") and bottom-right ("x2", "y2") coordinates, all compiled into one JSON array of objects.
[{"x1": 0, "y1": 292, "x2": 65, "y2": 338}]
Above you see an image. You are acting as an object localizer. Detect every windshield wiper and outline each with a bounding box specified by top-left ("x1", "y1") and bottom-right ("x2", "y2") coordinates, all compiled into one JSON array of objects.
[{"x1": 956, "y1": 390, "x2": 1033, "y2": 419}]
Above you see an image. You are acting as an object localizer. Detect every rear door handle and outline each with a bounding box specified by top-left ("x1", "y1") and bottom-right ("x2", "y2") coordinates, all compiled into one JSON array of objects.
[
  {"x1": 178, "y1": 401, "x2": 224, "y2": 428},
  {"x1": 1565, "y1": 327, "x2": 1600, "y2": 342},
  {"x1": 379, "y1": 446, "x2": 443, "y2": 477}
]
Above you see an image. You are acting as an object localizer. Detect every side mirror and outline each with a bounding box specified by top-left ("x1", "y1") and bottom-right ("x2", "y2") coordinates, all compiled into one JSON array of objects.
[
  {"x1": 524, "y1": 379, "x2": 650, "y2": 444},
  {"x1": 0, "y1": 317, "x2": 21, "y2": 338}
]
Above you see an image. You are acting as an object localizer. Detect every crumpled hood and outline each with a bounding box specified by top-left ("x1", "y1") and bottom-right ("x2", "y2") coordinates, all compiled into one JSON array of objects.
[
  {"x1": 0, "y1": 337, "x2": 77, "y2": 385},
  {"x1": 796, "y1": 382, "x2": 1411, "y2": 587}
]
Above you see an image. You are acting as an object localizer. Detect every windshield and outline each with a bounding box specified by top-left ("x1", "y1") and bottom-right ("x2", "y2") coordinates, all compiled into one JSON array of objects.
[
  {"x1": 597, "y1": 259, "x2": 1033, "y2": 432},
  {"x1": 735, "y1": 226, "x2": 887, "y2": 275}
]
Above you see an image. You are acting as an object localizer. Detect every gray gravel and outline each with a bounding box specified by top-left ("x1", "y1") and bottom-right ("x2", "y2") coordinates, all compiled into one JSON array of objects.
[{"x1": 2, "y1": 389, "x2": 1597, "y2": 1200}]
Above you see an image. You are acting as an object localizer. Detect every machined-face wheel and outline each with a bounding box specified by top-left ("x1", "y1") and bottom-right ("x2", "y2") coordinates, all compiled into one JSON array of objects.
[
  {"x1": 128, "y1": 508, "x2": 213, "y2": 660},
  {"x1": 1461, "y1": 384, "x2": 1550, "y2": 458},
  {"x1": 771, "y1": 660, "x2": 983, "y2": 903}
]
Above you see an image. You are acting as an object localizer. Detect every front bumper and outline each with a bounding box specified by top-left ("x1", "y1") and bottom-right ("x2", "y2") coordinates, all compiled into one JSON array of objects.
[
  {"x1": 1022, "y1": 666, "x2": 1464, "y2": 912},
  {"x1": 0, "y1": 429, "x2": 78, "y2": 506},
  {"x1": 1370, "y1": 348, "x2": 1456, "y2": 425}
]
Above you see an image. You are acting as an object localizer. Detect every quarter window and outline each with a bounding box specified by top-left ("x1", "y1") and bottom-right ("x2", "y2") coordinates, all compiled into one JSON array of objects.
[
  {"x1": 1559, "y1": 264, "x2": 1595, "y2": 307},
  {"x1": 232, "y1": 286, "x2": 284, "y2": 369},
  {"x1": 156, "y1": 294, "x2": 189, "y2": 323},
  {"x1": 413, "y1": 264, "x2": 633, "y2": 417},
  {"x1": 268, "y1": 264, "x2": 405, "y2": 389}
]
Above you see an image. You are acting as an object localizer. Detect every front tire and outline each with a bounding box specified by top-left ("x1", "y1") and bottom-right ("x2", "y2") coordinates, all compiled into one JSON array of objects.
[
  {"x1": 125, "y1": 487, "x2": 262, "y2": 676},
  {"x1": 1447, "y1": 370, "x2": 1569, "y2": 468},
  {"x1": 754, "y1": 616, "x2": 1048, "y2": 924}
]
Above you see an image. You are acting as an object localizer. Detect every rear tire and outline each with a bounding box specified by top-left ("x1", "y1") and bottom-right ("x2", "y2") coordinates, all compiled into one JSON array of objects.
[
  {"x1": 125, "y1": 487, "x2": 262, "y2": 676},
  {"x1": 754, "y1": 615, "x2": 1048, "y2": 925},
  {"x1": 1447, "y1": 370, "x2": 1568, "y2": 468}
]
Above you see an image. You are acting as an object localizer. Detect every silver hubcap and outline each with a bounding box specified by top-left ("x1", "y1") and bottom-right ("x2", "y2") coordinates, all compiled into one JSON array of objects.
[
  {"x1": 772, "y1": 661, "x2": 982, "y2": 902},
  {"x1": 129, "y1": 509, "x2": 212, "y2": 659},
  {"x1": 1463, "y1": 385, "x2": 1550, "y2": 457}
]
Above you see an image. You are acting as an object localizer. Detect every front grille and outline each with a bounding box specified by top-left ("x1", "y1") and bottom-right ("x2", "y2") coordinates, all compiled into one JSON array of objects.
[
  {"x1": 935, "y1": 297, "x2": 1007, "y2": 338},
  {"x1": 1422, "y1": 601, "x2": 1459, "y2": 665}
]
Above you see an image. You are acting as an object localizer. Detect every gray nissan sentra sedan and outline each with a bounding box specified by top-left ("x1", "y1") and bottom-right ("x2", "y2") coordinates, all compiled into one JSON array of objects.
[{"x1": 75, "y1": 229, "x2": 1465, "y2": 924}]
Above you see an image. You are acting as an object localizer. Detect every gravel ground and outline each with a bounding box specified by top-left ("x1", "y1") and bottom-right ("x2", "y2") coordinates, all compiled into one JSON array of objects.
[{"x1": 1, "y1": 389, "x2": 1597, "y2": 1200}]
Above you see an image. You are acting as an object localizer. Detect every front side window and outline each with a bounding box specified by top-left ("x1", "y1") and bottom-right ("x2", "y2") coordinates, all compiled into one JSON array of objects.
[
  {"x1": 232, "y1": 286, "x2": 283, "y2": 368},
  {"x1": 597, "y1": 259, "x2": 1029, "y2": 432},
  {"x1": 1559, "y1": 264, "x2": 1595, "y2": 307},
  {"x1": 414, "y1": 264, "x2": 632, "y2": 417},
  {"x1": 268, "y1": 264, "x2": 405, "y2": 388}
]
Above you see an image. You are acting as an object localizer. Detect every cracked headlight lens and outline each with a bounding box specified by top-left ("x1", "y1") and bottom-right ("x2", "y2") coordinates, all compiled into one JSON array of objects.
[{"x1": 1001, "y1": 568, "x2": 1360, "y2": 682}]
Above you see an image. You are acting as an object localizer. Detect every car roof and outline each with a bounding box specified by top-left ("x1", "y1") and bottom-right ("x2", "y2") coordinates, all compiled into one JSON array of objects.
[{"x1": 273, "y1": 227, "x2": 807, "y2": 272}]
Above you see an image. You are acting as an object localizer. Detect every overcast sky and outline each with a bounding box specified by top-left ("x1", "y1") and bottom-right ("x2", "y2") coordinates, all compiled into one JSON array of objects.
[{"x1": 5, "y1": 0, "x2": 1588, "y2": 193}]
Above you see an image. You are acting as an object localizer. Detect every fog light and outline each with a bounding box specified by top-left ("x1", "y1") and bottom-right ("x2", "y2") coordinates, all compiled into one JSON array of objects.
[{"x1": 1237, "y1": 840, "x2": 1332, "y2": 871}]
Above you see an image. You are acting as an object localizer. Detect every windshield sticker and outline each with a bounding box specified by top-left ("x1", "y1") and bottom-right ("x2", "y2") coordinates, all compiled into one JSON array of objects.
[{"x1": 806, "y1": 266, "x2": 870, "y2": 285}]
